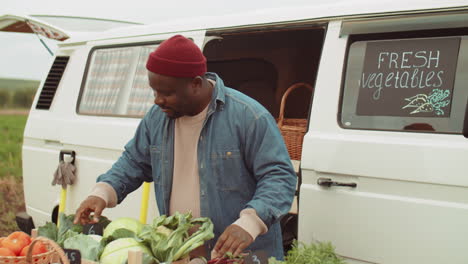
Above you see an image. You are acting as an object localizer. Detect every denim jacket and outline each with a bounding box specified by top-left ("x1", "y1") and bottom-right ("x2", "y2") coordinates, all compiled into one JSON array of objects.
[{"x1": 98, "y1": 73, "x2": 297, "y2": 259}]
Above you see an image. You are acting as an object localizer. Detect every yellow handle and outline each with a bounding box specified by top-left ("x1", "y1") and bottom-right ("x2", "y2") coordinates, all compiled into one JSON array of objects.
[
  {"x1": 57, "y1": 187, "x2": 67, "y2": 228},
  {"x1": 139, "y1": 182, "x2": 150, "y2": 224}
]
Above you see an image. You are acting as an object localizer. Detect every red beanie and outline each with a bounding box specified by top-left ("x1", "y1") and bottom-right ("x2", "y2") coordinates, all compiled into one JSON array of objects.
[{"x1": 146, "y1": 35, "x2": 207, "y2": 78}]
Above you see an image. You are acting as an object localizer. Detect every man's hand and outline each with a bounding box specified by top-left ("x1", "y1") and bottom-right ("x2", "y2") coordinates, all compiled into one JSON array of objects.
[
  {"x1": 73, "y1": 196, "x2": 106, "y2": 225},
  {"x1": 213, "y1": 224, "x2": 253, "y2": 258}
]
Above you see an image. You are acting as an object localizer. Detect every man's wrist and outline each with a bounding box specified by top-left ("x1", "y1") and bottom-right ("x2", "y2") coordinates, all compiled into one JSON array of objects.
[{"x1": 89, "y1": 182, "x2": 118, "y2": 208}]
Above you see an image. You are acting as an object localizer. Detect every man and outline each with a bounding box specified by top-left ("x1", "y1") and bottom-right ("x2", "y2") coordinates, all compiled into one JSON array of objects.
[{"x1": 74, "y1": 35, "x2": 296, "y2": 260}]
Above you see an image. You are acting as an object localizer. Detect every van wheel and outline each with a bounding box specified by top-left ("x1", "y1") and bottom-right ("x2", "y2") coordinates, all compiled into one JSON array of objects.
[{"x1": 52, "y1": 206, "x2": 58, "y2": 224}]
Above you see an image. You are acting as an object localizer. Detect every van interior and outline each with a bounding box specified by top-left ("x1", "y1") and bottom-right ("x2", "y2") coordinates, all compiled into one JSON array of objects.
[
  {"x1": 204, "y1": 27, "x2": 324, "y2": 118},
  {"x1": 203, "y1": 26, "x2": 325, "y2": 251}
]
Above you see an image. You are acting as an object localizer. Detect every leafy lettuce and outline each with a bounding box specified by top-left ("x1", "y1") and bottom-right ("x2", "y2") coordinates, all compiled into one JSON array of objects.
[{"x1": 139, "y1": 212, "x2": 214, "y2": 263}]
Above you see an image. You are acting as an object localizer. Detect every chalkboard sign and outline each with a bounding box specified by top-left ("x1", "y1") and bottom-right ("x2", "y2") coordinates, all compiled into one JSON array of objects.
[
  {"x1": 356, "y1": 37, "x2": 460, "y2": 117},
  {"x1": 83, "y1": 223, "x2": 103, "y2": 236},
  {"x1": 63, "y1": 248, "x2": 81, "y2": 264}
]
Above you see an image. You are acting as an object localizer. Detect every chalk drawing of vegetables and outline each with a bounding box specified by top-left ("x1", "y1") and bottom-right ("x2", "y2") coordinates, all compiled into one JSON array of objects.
[
  {"x1": 403, "y1": 94, "x2": 427, "y2": 108},
  {"x1": 402, "y1": 89, "x2": 451, "y2": 115}
]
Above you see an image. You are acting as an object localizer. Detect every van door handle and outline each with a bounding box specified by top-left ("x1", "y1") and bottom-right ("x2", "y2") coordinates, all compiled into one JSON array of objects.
[{"x1": 317, "y1": 177, "x2": 357, "y2": 188}]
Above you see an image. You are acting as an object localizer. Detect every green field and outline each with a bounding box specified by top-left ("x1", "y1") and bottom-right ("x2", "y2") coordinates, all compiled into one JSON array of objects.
[
  {"x1": 0, "y1": 78, "x2": 40, "y2": 91},
  {"x1": 0, "y1": 78, "x2": 39, "y2": 109},
  {"x1": 0, "y1": 114, "x2": 27, "y2": 236}
]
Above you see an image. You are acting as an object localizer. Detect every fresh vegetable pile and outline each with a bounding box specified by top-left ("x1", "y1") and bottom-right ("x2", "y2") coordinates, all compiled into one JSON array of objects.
[
  {"x1": 0, "y1": 231, "x2": 47, "y2": 257},
  {"x1": 37, "y1": 212, "x2": 214, "y2": 264},
  {"x1": 36, "y1": 213, "x2": 345, "y2": 264},
  {"x1": 269, "y1": 240, "x2": 346, "y2": 264}
]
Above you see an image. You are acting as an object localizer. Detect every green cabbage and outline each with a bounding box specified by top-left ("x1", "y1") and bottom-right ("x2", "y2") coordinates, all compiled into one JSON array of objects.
[
  {"x1": 103, "y1": 217, "x2": 144, "y2": 238},
  {"x1": 100, "y1": 238, "x2": 155, "y2": 264},
  {"x1": 88, "y1": 234, "x2": 103, "y2": 242},
  {"x1": 64, "y1": 234, "x2": 101, "y2": 261}
]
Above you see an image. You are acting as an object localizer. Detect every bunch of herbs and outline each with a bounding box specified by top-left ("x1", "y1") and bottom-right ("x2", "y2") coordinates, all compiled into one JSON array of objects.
[{"x1": 269, "y1": 240, "x2": 346, "y2": 264}]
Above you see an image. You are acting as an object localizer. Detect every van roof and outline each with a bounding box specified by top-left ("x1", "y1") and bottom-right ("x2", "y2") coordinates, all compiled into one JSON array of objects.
[{"x1": 65, "y1": 0, "x2": 468, "y2": 45}]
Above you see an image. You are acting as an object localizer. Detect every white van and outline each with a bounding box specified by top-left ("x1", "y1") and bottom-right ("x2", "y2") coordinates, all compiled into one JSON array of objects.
[{"x1": 4, "y1": 1, "x2": 468, "y2": 263}]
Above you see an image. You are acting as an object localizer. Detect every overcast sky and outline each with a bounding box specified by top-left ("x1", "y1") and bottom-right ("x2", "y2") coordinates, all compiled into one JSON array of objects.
[
  {"x1": 0, "y1": 33, "x2": 57, "y2": 80},
  {"x1": 0, "y1": 0, "x2": 315, "y2": 80}
]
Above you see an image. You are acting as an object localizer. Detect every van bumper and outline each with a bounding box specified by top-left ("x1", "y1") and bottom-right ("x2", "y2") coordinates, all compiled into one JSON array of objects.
[{"x1": 15, "y1": 211, "x2": 35, "y2": 235}]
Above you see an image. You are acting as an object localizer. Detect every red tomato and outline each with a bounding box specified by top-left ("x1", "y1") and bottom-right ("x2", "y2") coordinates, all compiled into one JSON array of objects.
[
  {"x1": 0, "y1": 237, "x2": 6, "y2": 247},
  {"x1": 0, "y1": 247, "x2": 16, "y2": 257},
  {"x1": 8, "y1": 232, "x2": 31, "y2": 245},
  {"x1": 2, "y1": 232, "x2": 31, "y2": 255},
  {"x1": 19, "y1": 242, "x2": 47, "y2": 257}
]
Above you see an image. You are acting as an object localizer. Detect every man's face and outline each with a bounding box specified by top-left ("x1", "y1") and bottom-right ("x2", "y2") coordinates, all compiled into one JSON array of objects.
[{"x1": 148, "y1": 72, "x2": 194, "y2": 118}]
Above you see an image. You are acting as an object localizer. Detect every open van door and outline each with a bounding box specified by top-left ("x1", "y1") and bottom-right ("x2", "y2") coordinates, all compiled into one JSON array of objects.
[
  {"x1": 0, "y1": 14, "x2": 70, "y2": 41},
  {"x1": 0, "y1": 14, "x2": 142, "y2": 40}
]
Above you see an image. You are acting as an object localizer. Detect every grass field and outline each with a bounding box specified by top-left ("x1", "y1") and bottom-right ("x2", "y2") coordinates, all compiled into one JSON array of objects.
[
  {"x1": 0, "y1": 78, "x2": 39, "y2": 91},
  {"x1": 0, "y1": 114, "x2": 27, "y2": 236}
]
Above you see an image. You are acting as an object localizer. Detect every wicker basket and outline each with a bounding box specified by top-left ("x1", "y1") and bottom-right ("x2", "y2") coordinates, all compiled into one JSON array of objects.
[
  {"x1": 0, "y1": 236, "x2": 69, "y2": 264},
  {"x1": 277, "y1": 82, "x2": 313, "y2": 161}
]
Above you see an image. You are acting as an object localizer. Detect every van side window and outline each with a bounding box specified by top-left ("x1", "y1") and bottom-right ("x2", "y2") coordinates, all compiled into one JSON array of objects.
[
  {"x1": 340, "y1": 34, "x2": 468, "y2": 133},
  {"x1": 78, "y1": 44, "x2": 157, "y2": 117}
]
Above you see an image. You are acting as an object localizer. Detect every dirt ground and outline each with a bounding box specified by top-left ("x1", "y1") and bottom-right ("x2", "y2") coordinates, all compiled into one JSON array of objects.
[
  {"x1": 0, "y1": 111, "x2": 28, "y2": 236},
  {"x1": 0, "y1": 177, "x2": 25, "y2": 236}
]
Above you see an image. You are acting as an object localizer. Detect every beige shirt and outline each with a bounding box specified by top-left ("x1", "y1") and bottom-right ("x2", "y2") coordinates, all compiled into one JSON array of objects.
[{"x1": 169, "y1": 103, "x2": 208, "y2": 217}]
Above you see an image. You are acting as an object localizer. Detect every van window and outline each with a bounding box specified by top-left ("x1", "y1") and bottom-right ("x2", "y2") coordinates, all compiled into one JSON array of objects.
[
  {"x1": 78, "y1": 44, "x2": 157, "y2": 117},
  {"x1": 340, "y1": 34, "x2": 468, "y2": 133}
]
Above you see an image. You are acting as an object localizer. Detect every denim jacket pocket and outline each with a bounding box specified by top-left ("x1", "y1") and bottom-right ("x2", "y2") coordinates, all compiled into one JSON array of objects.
[{"x1": 211, "y1": 149, "x2": 244, "y2": 191}]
